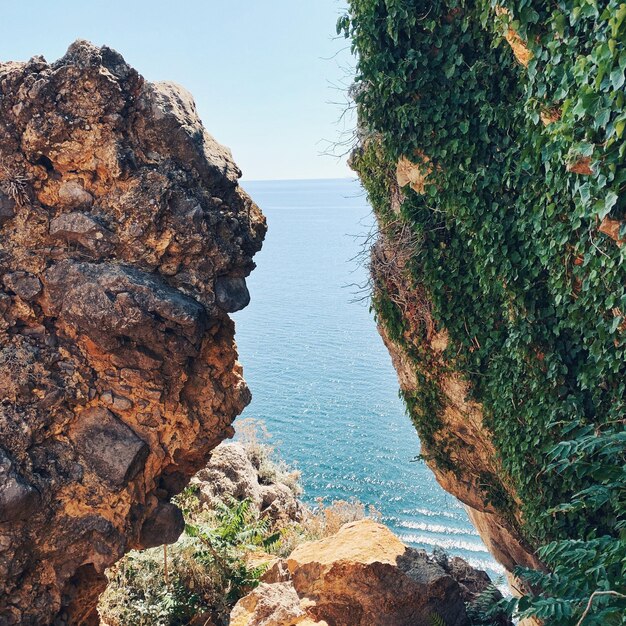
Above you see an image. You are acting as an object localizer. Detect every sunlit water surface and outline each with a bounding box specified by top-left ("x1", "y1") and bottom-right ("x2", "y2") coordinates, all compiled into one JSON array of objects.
[{"x1": 235, "y1": 178, "x2": 502, "y2": 580}]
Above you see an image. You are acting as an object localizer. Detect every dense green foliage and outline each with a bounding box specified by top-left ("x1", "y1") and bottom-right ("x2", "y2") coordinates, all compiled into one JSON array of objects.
[
  {"x1": 99, "y1": 493, "x2": 275, "y2": 625},
  {"x1": 341, "y1": 1, "x2": 626, "y2": 624},
  {"x1": 184, "y1": 496, "x2": 280, "y2": 605}
]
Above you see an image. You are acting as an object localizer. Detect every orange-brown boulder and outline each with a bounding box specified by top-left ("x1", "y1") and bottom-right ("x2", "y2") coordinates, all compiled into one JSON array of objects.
[
  {"x1": 231, "y1": 519, "x2": 507, "y2": 626},
  {"x1": 0, "y1": 41, "x2": 265, "y2": 624}
]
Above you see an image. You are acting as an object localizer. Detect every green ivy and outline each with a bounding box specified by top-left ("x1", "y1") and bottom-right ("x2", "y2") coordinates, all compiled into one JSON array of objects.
[
  {"x1": 341, "y1": 1, "x2": 626, "y2": 624},
  {"x1": 371, "y1": 286, "x2": 408, "y2": 343}
]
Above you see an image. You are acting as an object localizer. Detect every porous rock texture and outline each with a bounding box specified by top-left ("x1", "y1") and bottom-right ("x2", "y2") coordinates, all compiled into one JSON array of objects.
[
  {"x1": 0, "y1": 41, "x2": 265, "y2": 625},
  {"x1": 191, "y1": 441, "x2": 305, "y2": 524},
  {"x1": 231, "y1": 519, "x2": 508, "y2": 626}
]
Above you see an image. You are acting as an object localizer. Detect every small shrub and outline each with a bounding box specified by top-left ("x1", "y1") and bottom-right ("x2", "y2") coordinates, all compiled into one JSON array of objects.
[
  {"x1": 429, "y1": 612, "x2": 447, "y2": 626},
  {"x1": 236, "y1": 418, "x2": 302, "y2": 497},
  {"x1": 99, "y1": 496, "x2": 277, "y2": 626},
  {"x1": 0, "y1": 159, "x2": 30, "y2": 206},
  {"x1": 273, "y1": 497, "x2": 382, "y2": 557}
]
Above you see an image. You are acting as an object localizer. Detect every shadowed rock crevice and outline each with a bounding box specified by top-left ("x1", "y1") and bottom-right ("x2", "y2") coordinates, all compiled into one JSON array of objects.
[{"x1": 0, "y1": 40, "x2": 266, "y2": 625}]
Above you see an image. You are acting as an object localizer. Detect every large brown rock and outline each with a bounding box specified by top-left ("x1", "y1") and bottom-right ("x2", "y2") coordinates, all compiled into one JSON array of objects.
[
  {"x1": 230, "y1": 582, "x2": 322, "y2": 626},
  {"x1": 287, "y1": 520, "x2": 469, "y2": 626},
  {"x1": 0, "y1": 41, "x2": 265, "y2": 625},
  {"x1": 231, "y1": 519, "x2": 499, "y2": 626}
]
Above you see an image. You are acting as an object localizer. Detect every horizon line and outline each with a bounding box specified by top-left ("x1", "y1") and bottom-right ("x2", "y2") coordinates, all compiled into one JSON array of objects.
[{"x1": 240, "y1": 176, "x2": 358, "y2": 184}]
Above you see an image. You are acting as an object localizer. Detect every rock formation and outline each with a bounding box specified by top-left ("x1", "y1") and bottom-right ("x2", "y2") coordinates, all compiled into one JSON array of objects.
[
  {"x1": 231, "y1": 519, "x2": 509, "y2": 626},
  {"x1": 344, "y1": 11, "x2": 626, "y2": 626},
  {"x1": 0, "y1": 41, "x2": 265, "y2": 625},
  {"x1": 191, "y1": 441, "x2": 305, "y2": 524}
]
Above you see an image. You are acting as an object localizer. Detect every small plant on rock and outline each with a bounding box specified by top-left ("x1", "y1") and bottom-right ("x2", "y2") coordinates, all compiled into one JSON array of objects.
[{"x1": 99, "y1": 494, "x2": 278, "y2": 626}]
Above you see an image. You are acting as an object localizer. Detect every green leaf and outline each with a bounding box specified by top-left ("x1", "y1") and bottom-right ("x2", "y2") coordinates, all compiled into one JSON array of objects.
[
  {"x1": 610, "y1": 66, "x2": 625, "y2": 90},
  {"x1": 610, "y1": 315, "x2": 622, "y2": 333},
  {"x1": 599, "y1": 191, "x2": 619, "y2": 219}
]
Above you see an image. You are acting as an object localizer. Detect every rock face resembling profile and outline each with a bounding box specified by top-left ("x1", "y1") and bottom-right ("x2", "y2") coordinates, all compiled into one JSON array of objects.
[
  {"x1": 231, "y1": 519, "x2": 508, "y2": 626},
  {"x1": 0, "y1": 41, "x2": 265, "y2": 625}
]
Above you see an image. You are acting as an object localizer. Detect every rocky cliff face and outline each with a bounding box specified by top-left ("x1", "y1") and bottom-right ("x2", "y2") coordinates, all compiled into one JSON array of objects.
[
  {"x1": 344, "y1": 10, "x2": 626, "y2": 624},
  {"x1": 191, "y1": 441, "x2": 305, "y2": 524},
  {"x1": 369, "y1": 217, "x2": 543, "y2": 584},
  {"x1": 357, "y1": 161, "x2": 547, "y2": 596},
  {"x1": 0, "y1": 41, "x2": 265, "y2": 625}
]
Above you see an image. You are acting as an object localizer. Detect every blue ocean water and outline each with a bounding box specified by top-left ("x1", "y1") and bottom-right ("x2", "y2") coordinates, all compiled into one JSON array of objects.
[{"x1": 235, "y1": 178, "x2": 502, "y2": 579}]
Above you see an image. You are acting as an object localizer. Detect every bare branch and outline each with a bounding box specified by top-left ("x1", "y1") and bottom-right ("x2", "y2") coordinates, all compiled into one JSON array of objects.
[{"x1": 575, "y1": 590, "x2": 626, "y2": 626}]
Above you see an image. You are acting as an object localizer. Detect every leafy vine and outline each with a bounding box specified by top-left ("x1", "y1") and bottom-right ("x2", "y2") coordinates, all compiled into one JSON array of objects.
[{"x1": 341, "y1": 1, "x2": 626, "y2": 624}]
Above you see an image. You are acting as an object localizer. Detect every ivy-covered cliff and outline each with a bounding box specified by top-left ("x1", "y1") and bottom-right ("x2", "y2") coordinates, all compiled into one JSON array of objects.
[{"x1": 340, "y1": 2, "x2": 626, "y2": 624}]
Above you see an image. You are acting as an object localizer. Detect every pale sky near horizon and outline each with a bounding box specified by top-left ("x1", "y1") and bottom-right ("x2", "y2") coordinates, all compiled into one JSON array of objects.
[{"x1": 0, "y1": 1, "x2": 356, "y2": 181}]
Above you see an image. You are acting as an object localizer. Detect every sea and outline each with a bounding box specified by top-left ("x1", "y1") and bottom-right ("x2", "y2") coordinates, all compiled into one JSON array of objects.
[{"x1": 235, "y1": 178, "x2": 503, "y2": 581}]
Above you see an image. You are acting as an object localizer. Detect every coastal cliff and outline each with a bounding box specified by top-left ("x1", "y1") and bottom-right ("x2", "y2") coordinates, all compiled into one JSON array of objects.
[
  {"x1": 0, "y1": 41, "x2": 265, "y2": 625},
  {"x1": 369, "y1": 193, "x2": 542, "y2": 580},
  {"x1": 342, "y1": 1, "x2": 626, "y2": 623}
]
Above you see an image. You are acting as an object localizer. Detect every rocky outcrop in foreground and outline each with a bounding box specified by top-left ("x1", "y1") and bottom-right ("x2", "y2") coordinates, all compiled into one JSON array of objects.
[
  {"x1": 0, "y1": 41, "x2": 265, "y2": 624},
  {"x1": 231, "y1": 519, "x2": 509, "y2": 626}
]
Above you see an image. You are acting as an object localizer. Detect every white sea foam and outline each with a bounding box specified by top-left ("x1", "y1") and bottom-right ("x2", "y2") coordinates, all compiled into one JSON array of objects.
[
  {"x1": 464, "y1": 557, "x2": 506, "y2": 575},
  {"x1": 400, "y1": 533, "x2": 490, "y2": 554},
  {"x1": 397, "y1": 520, "x2": 479, "y2": 536},
  {"x1": 400, "y1": 507, "x2": 462, "y2": 520}
]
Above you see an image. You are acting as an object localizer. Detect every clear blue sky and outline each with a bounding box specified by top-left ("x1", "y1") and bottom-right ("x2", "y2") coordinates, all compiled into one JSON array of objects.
[{"x1": 0, "y1": 1, "x2": 356, "y2": 180}]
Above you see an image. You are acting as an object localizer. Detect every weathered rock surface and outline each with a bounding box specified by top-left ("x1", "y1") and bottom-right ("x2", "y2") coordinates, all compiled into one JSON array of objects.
[
  {"x1": 230, "y1": 582, "x2": 321, "y2": 626},
  {"x1": 0, "y1": 41, "x2": 265, "y2": 625},
  {"x1": 192, "y1": 442, "x2": 304, "y2": 524},
  {"x1": 231, "y1": 519, "x2": 506, "y2": 626}
]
